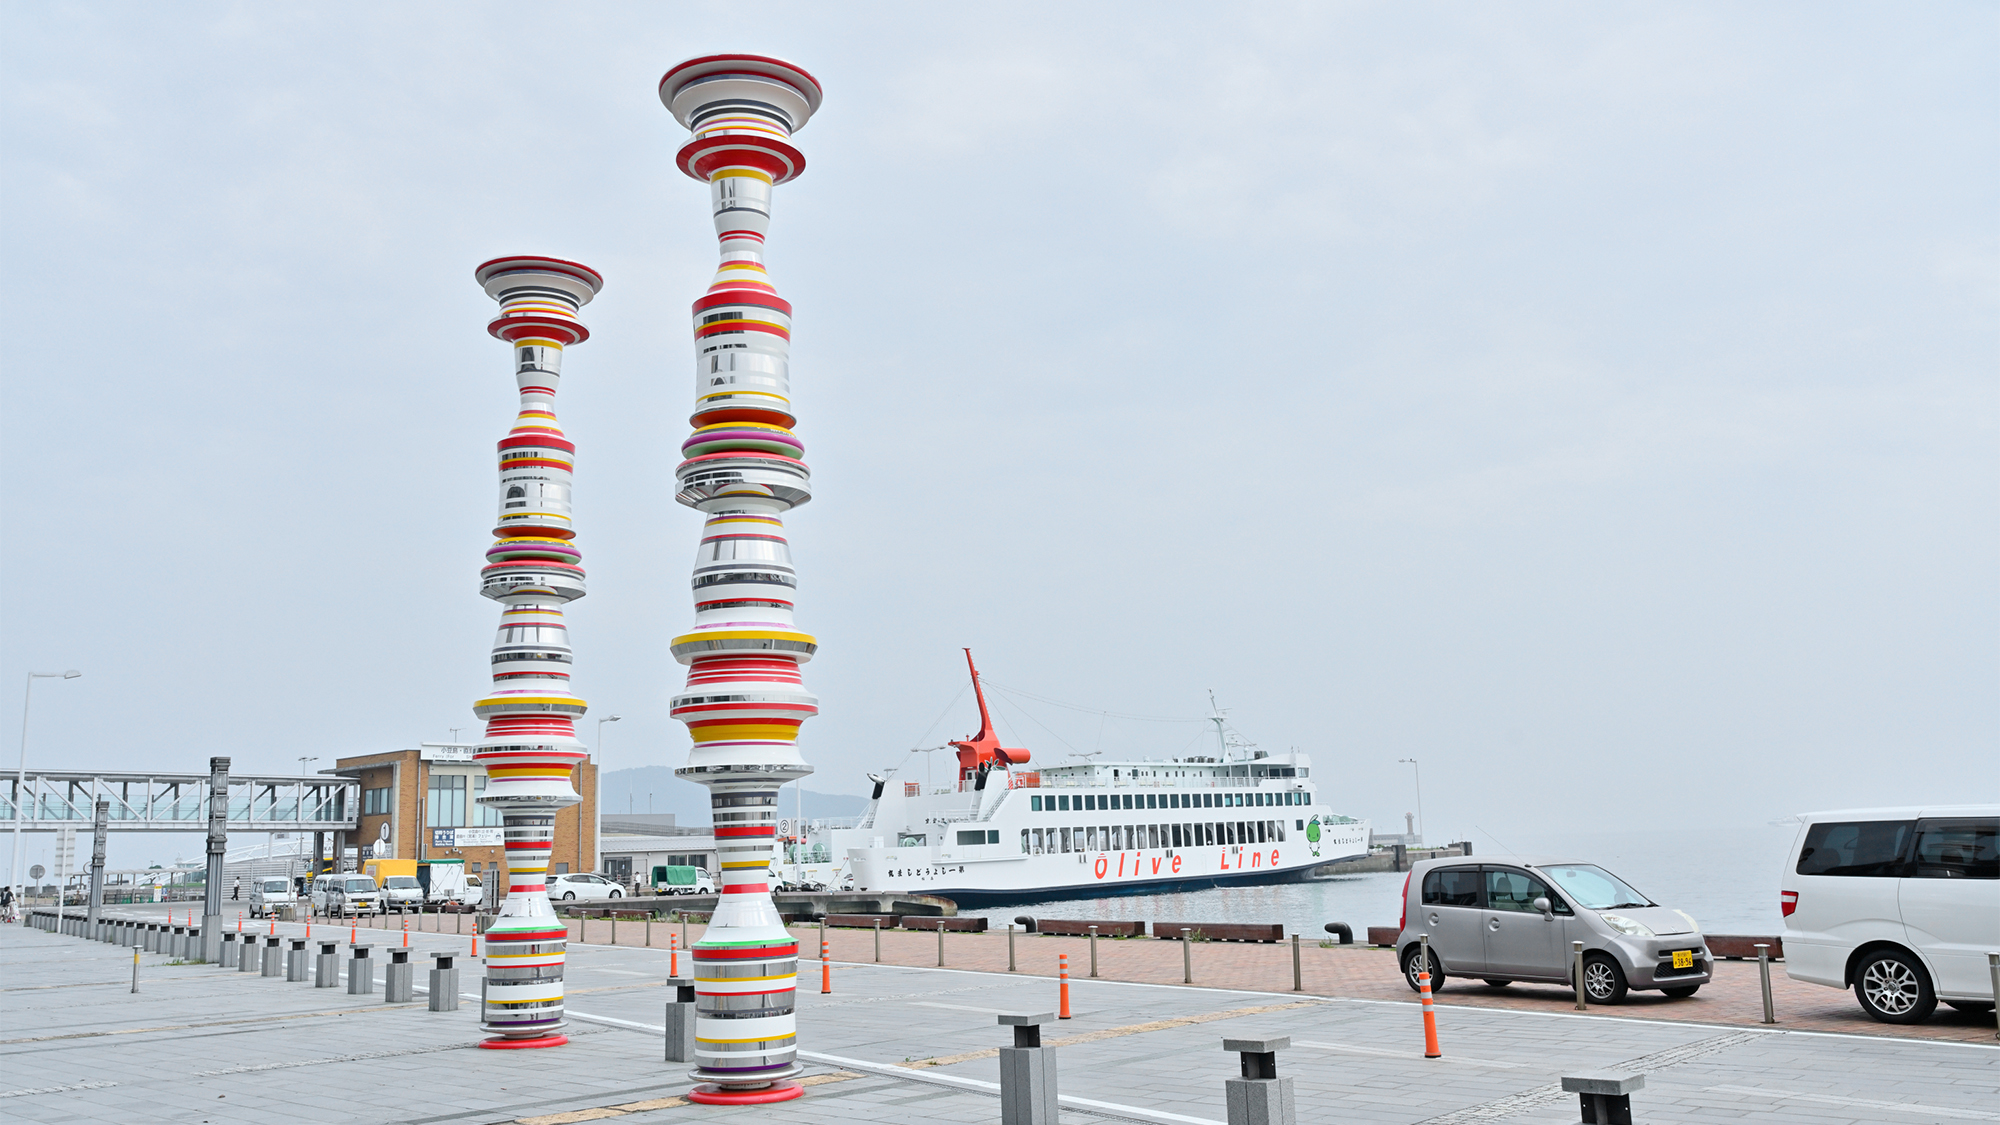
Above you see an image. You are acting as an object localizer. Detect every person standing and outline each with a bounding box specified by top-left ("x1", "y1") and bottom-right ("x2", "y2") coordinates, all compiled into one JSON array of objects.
[{"x1": 231, "y1": 876, "x2": 240, "y2": 901}]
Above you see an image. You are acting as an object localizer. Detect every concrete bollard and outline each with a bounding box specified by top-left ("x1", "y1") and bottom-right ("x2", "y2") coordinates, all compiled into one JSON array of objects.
[
  {"x1": 347, "y1": 945, "x2": 374, "y2": 994},
  {"x1": 262, "y1": 935, "x2": 284, "y2": 977},
  {"x1": 384, "y1": 948, "x2": 414, "y2": 1003},
  {"x1": 221, "y1": 931, "x2": 240, "y2": 968},
  {"x1": 239, "y1": 931, "x2": 262, "y2": 973},
  {"x1": 170, "y1": 926, "x2": 187, "y2": 959},
  {"x1": 186, "y1": 927, "x2": 202, "y2": 963},
  {"x1": 143, "y1": 923, "x2": 157, "y2": 953},
  {"x1": 998, "y1": 1012, "x2": 1060, "y2": 1125},
  {"x1": 428, "y1": 952, "x2": 459, "y2": 1011},
  {"x1": 664, "y1": 976, "x2": 697, "y2": 1063},
  {"x1": 1562, "y1": 1071, "x2": 1644, "y2": 1124},
  {"x1": 286, "y1": 938, "x2": 310, "y2": 982},
  {"x1": 1222, "y1": 1036, "x2": 1296, "y2": 1125},
  {"x1": 317, "y1": 942, "x2": 340, "y2": 987}
]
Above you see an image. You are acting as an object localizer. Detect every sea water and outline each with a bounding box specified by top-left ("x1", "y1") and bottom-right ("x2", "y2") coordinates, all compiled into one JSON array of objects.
[{"x1": 956, "y1": 821, "x2": 1801, "y2": 936}]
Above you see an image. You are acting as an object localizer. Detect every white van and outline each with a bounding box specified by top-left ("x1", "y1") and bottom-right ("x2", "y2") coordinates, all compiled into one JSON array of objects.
[
  {"x1": 248, "y1": 877, "x2": 296, "y2": 919},
  {"x1": 310, "y1": 873, "x2": 383, "y2": 917},
  {"x1": 1782, "y1": 805, "x2": 1998, "y2": 1024}
]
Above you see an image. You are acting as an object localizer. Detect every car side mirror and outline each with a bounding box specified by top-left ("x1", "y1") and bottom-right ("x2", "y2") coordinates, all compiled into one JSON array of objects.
[{"x1": 1533, "y1": 896, "x2": 1552, "y2": 917}]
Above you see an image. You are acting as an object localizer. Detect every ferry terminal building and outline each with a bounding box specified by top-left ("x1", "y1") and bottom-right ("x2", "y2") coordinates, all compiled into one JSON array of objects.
[{"x1": 322, "y1": 745, "x2": 598, "y2": 888}]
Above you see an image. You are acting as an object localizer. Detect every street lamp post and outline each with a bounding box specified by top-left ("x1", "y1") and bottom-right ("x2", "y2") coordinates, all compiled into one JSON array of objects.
[
  {"x1": 12, "y1": 670, "x2": 81, "y2": 907},
  {"x1": 594, "y1": 716, "x2": 619, "y2": 883},
  {"x1": 1398, "y1": 758, "x2": 1425, "y2": 847}
]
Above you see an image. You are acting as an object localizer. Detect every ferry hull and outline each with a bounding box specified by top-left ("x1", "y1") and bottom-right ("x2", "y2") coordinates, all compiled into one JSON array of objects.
[{"x1": 925, "y1": 848, "x2": 1369, "y2": 908}]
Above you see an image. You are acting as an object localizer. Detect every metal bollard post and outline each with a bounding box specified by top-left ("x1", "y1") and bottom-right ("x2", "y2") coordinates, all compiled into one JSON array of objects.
[
  {"x1": 1008, "y1": 923, "x2": 1017, "y2": 972},
  {"x1": 384, "y1": 948, "x2": 414, "y2": 1003},
  {"x1": 1989, "y1": 952, "x2": 1999, "y2": 1042},
  {"x1": 428, "y1": 952, "x2": 459, "y2": 1011},
  {"x1": 874, "y1": 918, "x2": 882, "y2": 963},
  {"x1": 261, "y1": 935, "x2": 284, "y2": 977},
  {"x1": 347, "y1": 945, "x2": 373, "y2": 994},
  {"x1": 664, "y1": 976, "x2": 697, "y2": 1062},
  {"x1": 317, "y1": 941, "x2": 340, "y2": 987},
  {"x1": 1572, "y1": 939, "x2": 1588, "y2": 1010},
  {"x1": 1089, "y1": 925, "x2": 1099, "y2": 978},
  {"x1": 1756, "y1": 943, "x2": 1776, "y2": 1024},
  {"x1": 1222, "y1": 1036, "x2": 1296, "y2": 1125},
  {"x1": 131, "y1": 946, "x2": 139, "y2": 993},
  {"x1": 1291, "y1": 933, "x2": 1302, "y2": 992},
  {"x1": 1562, "y1": 1072, "x2": 1644, "y2": 1124},
  {"x1": 1182, "y1": 928, "x2": 1193, "y2": 983},
  {"x1": 938, "y1": 920, "x2": 947, "y2": 967},
  {"x1": 998, "y1": 1012, "x2": 1060, "y2": 1125},
  {"x1": 286, "y1": 938, "x2": 310, "y2": 982}
]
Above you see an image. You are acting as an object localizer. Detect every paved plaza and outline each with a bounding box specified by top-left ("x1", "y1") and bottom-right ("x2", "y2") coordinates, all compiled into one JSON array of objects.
[{"x1": 3, "y1": 908, "x2": 1996, "y2": 1124}]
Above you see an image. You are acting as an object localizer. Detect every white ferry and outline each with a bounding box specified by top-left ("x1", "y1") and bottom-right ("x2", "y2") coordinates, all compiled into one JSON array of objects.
[{"x1": 784, "y1": 653, "x2": 1370, "y2": 906}]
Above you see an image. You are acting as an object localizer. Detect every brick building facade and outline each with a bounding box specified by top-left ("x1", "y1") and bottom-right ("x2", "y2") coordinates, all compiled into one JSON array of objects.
[{"x1": 329, "y1": 747, "x2": 596, "y2": 884}]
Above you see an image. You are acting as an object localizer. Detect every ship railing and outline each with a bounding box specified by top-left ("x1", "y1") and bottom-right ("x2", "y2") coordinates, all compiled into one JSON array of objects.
[{"x1": 1031, "y1": 776, "x2": 1296, "y2": 791}]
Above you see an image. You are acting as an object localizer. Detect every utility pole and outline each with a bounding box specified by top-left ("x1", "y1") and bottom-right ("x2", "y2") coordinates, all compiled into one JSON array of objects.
[{"x1": 11, "y1": 670, "x2": 81, "y2": 907}]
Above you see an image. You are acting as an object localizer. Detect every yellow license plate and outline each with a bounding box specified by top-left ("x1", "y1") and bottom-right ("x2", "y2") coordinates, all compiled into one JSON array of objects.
[{"x1": 1672, "y1": 950, "x2": 1694, "y2": 970}]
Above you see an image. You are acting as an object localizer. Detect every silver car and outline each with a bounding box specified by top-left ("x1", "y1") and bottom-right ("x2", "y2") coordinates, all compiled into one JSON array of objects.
[{"x1": 1395, "y1": 856, "x2": 1712, "y2": 1003}]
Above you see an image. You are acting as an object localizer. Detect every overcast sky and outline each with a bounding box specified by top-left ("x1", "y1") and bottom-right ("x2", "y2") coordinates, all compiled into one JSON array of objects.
[{"x1": 4, "y1": 3, "x2": 1994, "y2": 872}]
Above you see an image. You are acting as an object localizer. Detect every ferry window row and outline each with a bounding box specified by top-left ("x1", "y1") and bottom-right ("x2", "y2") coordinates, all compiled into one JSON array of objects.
[
  {"x1": 1019, "y1": 819, "x2": 1285, "y2": 855},
  {"x1": 1028, "y1": 791, "x2": 1304, "y2": 813}
]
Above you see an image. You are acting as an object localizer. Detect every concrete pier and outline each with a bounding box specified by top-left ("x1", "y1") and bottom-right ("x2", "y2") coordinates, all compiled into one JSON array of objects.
[{"x1": 8, "y1": 906, "x2": 1995, "y2": 1124}]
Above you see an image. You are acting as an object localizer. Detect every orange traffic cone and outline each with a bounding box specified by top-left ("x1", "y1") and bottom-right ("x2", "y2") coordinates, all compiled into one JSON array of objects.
[
  {"x1": 1059, "y1": 953, "x2": 1072, "y2": 1019},
  {"x1": 1418, "y1": 965, "x2": 1442, "y2": 1058}
]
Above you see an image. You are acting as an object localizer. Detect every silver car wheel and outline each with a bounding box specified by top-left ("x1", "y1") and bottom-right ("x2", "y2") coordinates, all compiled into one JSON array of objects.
[
  {"x1": 1583, "y1": 961, "x2": 1619, "y2": 1001},
  {"x1": 1861, "y1": 958, "x2": 1920, "y2": 1015}
]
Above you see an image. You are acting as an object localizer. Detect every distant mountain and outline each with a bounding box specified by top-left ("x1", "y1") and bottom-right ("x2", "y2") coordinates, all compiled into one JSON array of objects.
[{"x1": 596, "y1": 766, "x2": 867, "y2": 824}]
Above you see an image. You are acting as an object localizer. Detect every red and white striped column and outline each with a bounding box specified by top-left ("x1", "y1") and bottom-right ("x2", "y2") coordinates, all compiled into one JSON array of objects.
[{"x1": 658, "y1": 55, "x2": 824, "y2": 1104}]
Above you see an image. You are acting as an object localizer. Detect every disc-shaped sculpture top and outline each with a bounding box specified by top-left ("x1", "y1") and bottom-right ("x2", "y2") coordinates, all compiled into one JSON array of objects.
[
  {"x1": 475, "y1": 256, "x2": 605, "y2": 345},
  {"x1": 659, "y1": 54, "x2": 822, "y2": 185}
]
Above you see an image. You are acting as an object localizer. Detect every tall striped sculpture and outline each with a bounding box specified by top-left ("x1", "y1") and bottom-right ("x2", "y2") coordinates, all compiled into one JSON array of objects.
[
  {"x1": 659, "y1": 55, "x2": 823, "y2": 1105},
  {"x1": 469, "y1": 255, "x2": 602, "y2": 1050}
]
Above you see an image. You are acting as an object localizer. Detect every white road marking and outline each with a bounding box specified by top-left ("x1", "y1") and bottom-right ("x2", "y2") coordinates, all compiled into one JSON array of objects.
[{"x1": 1705, "y1": 1084, "x2": 2000, "y2": 1120}]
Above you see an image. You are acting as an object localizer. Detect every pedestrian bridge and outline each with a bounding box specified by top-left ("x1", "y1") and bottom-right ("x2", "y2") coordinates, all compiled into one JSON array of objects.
[{"x1": 3, "y1": 770, "x2": 358, "y2": 832}]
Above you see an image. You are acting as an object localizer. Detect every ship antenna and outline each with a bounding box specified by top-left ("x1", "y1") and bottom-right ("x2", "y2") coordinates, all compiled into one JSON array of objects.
[{"x1": 1208, "y1": 689, "x2": 1230, "y2": 760}]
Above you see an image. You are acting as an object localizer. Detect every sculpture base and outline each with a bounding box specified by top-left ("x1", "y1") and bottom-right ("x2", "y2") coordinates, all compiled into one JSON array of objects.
[
  {"x1": 687, "y1": 1081, "x2": 803, "y2": 1105},
  {"x1": 478, "y1": 1034, "x2": 569, "y2": 1050}
]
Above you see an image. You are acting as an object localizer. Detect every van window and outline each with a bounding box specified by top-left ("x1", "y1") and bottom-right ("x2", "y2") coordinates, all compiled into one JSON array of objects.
[
  {"x1": 342, "y1": 877, "x2": 376, "y2": 893},
  {"x1": 1421, "y1": 866, "x2": 1481, "y2": 907},
  {"x1": 262, "y1": 879, "x2": 289, "y2": 892},
  {"x1": 1796, "y1": 821, "x2": 1913, "y2": 877},
  {"x1": 1911, "y1": 819, "x2": 1998, "y2": 880}
]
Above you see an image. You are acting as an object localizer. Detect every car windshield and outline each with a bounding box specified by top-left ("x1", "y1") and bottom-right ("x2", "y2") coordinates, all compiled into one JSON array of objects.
[
  {"x1": 1538, "y1": 864, "x2": 1655, "y2": 910},
  {"x1": 342, "y1": 878, "x2": 375, "y2": 892},
  {"x1": 262, "y1": 880, "x2": 289, "y2": 892},
  {"x1": 465, "y1": 877, "x2": 481, "y2": 887},
  {"x1": 384, "y1": 877, "x2": 419, "y2": 888}
]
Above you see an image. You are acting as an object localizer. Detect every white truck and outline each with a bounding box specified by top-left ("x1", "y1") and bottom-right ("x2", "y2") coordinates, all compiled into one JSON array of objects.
[{"x1": 424, "y1": 863, "x2": 482, "y2": 909}]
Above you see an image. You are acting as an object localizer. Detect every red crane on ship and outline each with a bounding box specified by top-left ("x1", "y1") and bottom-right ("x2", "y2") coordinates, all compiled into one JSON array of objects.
[{"x1": 950, "y1": 649, "x2": 1030, "y2": 785}]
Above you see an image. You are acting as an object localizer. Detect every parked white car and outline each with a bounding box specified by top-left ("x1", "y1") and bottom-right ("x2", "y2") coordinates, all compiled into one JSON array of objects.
[
  {"x1": 248, "y1": 877, "x2": 296, "y2": 919},
  {"x1": 380, "y1": 875, "x2": 425, "y2": 913},
  {"x1": 1782, "y1": 805, "x2": 1998, "y2": 1024},
  {"x1": 546, "y1": 872, "x2": 624, "y2": 902},
  {"x1": 311, "y1": 873, "x2": 382, "y2": 917}
]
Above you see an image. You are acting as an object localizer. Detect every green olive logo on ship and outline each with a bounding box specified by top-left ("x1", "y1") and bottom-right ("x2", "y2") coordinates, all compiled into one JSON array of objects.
[{"x1": 1306, "y1": 820, "x2": 1322, "y2": 843}]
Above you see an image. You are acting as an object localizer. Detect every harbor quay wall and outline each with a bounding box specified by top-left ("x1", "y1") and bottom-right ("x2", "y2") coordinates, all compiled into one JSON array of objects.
[{"x1": 1312, "y1": 843, "x2": 1470, "y2": 875}]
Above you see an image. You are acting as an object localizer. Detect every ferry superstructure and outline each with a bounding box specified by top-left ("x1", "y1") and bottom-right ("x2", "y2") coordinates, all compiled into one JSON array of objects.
[{"x1": 787, "y1": 654, "x2": 1369, "y2": 906}]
